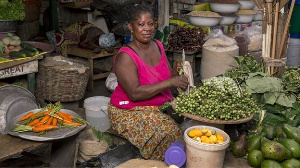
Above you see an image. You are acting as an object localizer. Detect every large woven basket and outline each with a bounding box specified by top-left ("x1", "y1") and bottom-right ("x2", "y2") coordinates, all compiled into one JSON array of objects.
[{"x1": 36, "y1": 56, "x2": 89, "y2": 102}]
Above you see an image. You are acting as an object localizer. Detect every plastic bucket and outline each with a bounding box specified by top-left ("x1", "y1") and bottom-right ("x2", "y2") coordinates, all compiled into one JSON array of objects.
[
  {"x1": 83, "y1": 96, "x2": 111, "y2": 132},
  {"x1": 184, "y1": 125, "x2": 230, "y2": 168},
  {"x1": 287, "y1": 34, "x2": 300, "y2": 67},
  {"x1": 289, "y1": 0, "x2": 300, "y2": 34}
]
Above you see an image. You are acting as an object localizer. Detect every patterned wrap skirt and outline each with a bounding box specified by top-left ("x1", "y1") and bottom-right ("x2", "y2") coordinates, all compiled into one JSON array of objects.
[{"x1": 108, "y1": 103, "x2": 182, "y2": 160}]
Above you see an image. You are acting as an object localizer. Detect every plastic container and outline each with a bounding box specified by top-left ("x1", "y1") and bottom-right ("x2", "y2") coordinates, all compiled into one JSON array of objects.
[
  {"x1": 184, "y1": 125, "x2": 230, "y2": 168},
  {"x1": 164, "y1": 141, "x2": 186, "y2": 167},
  {"x1": 289, "y1": 0, "x2": 300, "y2": 34},
  {"x1": 84, "y1": 96, "x2": 111, "y2": 132},
  {"x1": 287, "y1": 34, "x2": 300, "y2": 67}
]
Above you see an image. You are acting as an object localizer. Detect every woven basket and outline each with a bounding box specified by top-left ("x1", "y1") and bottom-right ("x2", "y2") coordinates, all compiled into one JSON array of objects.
[{"x1": 36, "y1": 56, "x2": 89, "y2": 102}]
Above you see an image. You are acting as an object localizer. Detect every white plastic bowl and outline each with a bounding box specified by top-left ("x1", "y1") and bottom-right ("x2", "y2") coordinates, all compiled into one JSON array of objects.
[
  {"x1": 189, "y1": 16, "x2": 222, "y2": 27},
  {"x1": 238, "y1": 0, "x2": 255, "y2": 10},
  {"x1": 253, "y1": 12, "x2": 263, "y2": 21},
  {"x1": 219, "y1": 15, "x2": 237, "y2": 25},
  {"x1": 210, "y1": 3, "x2": 240, "y2": 14},
  {"x1": 235, "y1": 14, "x2": 254, "y2": 23}
]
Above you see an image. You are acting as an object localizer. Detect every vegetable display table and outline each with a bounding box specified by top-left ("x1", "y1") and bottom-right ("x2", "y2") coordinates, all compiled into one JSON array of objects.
[
  {"x1": 0, "y1": 60, "x2": 38, "y2": 93},
  {"x1": 66, "y1": 46, "x2": 119, "y2": 91}
]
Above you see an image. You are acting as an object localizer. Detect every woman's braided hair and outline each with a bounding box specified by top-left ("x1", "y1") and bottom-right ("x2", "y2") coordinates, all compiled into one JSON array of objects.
[{"x1": 127, "y1": 4, "x2": 154, "y2": 24}]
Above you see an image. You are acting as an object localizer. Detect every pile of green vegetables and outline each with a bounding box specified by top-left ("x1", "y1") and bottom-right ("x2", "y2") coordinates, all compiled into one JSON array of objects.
[
  {"x1": 0, "y1": 0, "x2": 25, "y2": 20},
  {"x1": 174, "y1": 77, "x2": 259, "y2": 121},
  {"x1": 225, "y1": 55, "x2": 300, "y2": 127},
  {"x1": 231, "y1": 123, "x2": 300, "y2": 168}
]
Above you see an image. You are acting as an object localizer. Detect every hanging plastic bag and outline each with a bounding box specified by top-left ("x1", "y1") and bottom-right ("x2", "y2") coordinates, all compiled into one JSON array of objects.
[{"x1": 99, "y1": 33, "x2": 116, "y2": 48}]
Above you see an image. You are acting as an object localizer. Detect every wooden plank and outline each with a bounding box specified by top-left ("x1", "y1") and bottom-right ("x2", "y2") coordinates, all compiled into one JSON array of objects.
[
  {"x1": 158, "y1": 0, "x2": 169, "y2": 29},
  {"x1": 0, "y1": 55, "x2": 43, "y2": 70},
  {"x1": 0, "y1": 60, "x2": 38, "y2": 79},
  {"x1": 93, "y1": 72, "x2": 110, "y2": 80},
  {"x1": 0, "y1": 134, "x2": 49, "y2": 162}
]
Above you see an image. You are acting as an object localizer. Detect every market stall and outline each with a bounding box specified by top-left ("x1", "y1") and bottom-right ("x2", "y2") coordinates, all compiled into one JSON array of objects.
[{"x1": 0, "y1": 0, "x2": 300, "y2": 168}]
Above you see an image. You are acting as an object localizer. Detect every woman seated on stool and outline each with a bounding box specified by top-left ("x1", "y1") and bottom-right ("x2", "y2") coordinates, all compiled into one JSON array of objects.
[{"x1": 108, "y1": 4, "x2": 189, "y2": 160}]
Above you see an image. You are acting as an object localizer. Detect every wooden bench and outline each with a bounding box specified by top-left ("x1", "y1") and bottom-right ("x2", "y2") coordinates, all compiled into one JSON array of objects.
[{"x1": 66, "y1": 46, "x2": 119, "y2": 92}]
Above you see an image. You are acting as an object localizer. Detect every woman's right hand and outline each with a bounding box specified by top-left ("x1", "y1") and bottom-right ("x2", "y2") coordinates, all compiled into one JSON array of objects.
[{"x1": 169, "y1": 76, "x2": 189, "y2": 90}]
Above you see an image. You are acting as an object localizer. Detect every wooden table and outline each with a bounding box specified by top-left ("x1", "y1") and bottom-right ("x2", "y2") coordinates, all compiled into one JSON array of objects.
[
  {"x1": 0, "y1": 108, "x2": 85, "y2": 167},
  {"x1": 0, "y1": 60, "x2": 38, "y2": 93},
  {"x1": 66, "y1": 46, "x2": 119, "y2": 91},
  {"x1": 0, "y1": 134, "x2": 51, "y2": 163}
]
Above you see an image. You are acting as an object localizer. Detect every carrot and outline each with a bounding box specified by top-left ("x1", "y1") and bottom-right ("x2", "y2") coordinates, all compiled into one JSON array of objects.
[
  {"x1": 63, "y1": 119, "x2": 82, "y2": 126},
  {"x1": 57, "y1": 112, "x2": 72, "y2": 121},
  {"x1": 30, "y1": 112, "x2": 44, "y2": 120},
  {"x1": 46, "y1": 116, "x2": 53, "y2": 125},
  {"x1": 27, "y1": 119, "x2": 40, "y2": 126},
  {"x1": 52, "y1": 118, "x2": 58, "y2": 126},
  {"x1": 60, "y1": 112, "x2": 73, "y2": 120},
  {"x1": 38, "y1": 115, "x2": 50, "y2": 124},
  {"x1": 19, "y1": 112, "x2": 34, "y2": 121},
  {"x1": 32, "y1": 125, "x2": 58, "y2": 133},
  {"x1": 43, "y1": 109, "x2": 53, "y2": 115}
]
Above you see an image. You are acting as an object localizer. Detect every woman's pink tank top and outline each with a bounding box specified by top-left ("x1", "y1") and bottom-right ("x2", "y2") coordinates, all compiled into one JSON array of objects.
[{"x1": 110, "y1": 40, "x2": 173, "y2": 109}]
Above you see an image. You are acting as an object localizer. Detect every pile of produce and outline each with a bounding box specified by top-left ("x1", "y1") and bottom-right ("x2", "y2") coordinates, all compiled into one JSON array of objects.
[
  {"x1": 230, "y1": 124, "x2": 300, "y2": 167},
  {"x1": 174, "y1": 77, "x2": 259, "y2": 121},
  {"x1": 13, "y1": 102, "x2": 87, "y2": 135},
  {"x1": 0, "y1": 0, "x2": 25, "y2": 20},
  {"x1": 166, "y1": 26, "x2": 206, "y2": 52},
  {"x1": 225, "y1": 55, "x2": 300, "y2": 127},
  {"x1": 188, "y1": 128, "x2": 224, "y2": 144},
  {"x1": 0, "y1": 33, "x2": 41, "y2": 60}
]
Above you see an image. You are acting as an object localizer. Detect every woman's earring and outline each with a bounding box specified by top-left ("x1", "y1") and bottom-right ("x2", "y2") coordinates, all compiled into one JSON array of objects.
[{"x1": 130, "y1": 31, "x2": 133, "y2": 41}]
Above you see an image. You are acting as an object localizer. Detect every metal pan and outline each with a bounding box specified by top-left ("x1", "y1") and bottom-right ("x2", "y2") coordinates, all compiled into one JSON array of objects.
[{"x1": 5, "y1": 109, "x2": 86, "y2": 141}]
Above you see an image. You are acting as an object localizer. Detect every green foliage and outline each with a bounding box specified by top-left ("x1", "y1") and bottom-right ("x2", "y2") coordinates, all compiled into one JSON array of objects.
[
  {"x1": 0, "y1": 0, "x2": 25, "y2": 20},
  {"x1": 225, "y1": 54, "x2": 266, "y2": 84},
  {"x1": 281, "y1": 66, "x2": 300, "y2": 95},
  {"x1": 92, "y1": 127, "x2": 113, "y2": 146}
]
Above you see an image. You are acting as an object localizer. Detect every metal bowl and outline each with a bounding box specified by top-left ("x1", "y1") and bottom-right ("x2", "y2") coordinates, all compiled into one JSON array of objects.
[
  {"x1": 5, "y1": 109, "x2": 86, "y2": 141},
  {"x1": 238, "y1": 0, "x2": 255, "y2": 10},
  {"x1": 189, "y1": 16, "x2": 222, "y2": 27},
  {"x1": 210, "y1": 3, "x2": 240, "y2": 14}
]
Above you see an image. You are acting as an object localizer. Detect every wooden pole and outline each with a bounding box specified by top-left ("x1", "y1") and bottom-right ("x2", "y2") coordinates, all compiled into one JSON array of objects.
[{"x1": 272, "y1": 0, "x2": 280, "y2": 59}]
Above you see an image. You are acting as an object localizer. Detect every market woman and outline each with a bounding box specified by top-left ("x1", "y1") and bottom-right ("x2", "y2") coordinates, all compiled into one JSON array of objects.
[{"x1": 108, "y1": 4, "x2": 189, "y2": 160}]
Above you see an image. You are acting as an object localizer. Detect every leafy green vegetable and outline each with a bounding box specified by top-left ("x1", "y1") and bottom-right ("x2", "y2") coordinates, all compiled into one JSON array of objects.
[
  {"x1": 0, "y1": 0, "x2": 25, "y2": 20},
  {"x1": 92, "y1": 127, "x2": 113, "y2": 146},
  {"x1": 282, "y1": 66, "x2": 300, "y2": 95}
]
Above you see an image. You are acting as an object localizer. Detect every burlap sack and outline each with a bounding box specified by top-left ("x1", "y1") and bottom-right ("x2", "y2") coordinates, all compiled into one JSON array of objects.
[{"x1": 200, "y1": 45, "x2": 238, "y2": 79}]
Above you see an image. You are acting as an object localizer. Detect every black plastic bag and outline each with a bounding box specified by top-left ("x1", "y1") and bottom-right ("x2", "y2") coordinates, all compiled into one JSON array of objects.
[{"x1": 98, "y1": 142, "x2": 142, "y2": 168}]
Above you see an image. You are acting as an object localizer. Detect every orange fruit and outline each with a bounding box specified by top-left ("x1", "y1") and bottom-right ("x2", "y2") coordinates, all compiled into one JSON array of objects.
[
  {"x1": 201, "y1": 136, "x2": 209, "y2": 144},
  {"x1": 188, "y1": 129, "x2": 203, "y2": 138},
  {"x1": 209, "y1": 135, "x2": 217, "y2": 144},
  {"x1": 215, "y1": 139, "x2": 224, "y2": 144},
  {"x1": 216, "y1": 133, "x2": 224, "y2": 141}
]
